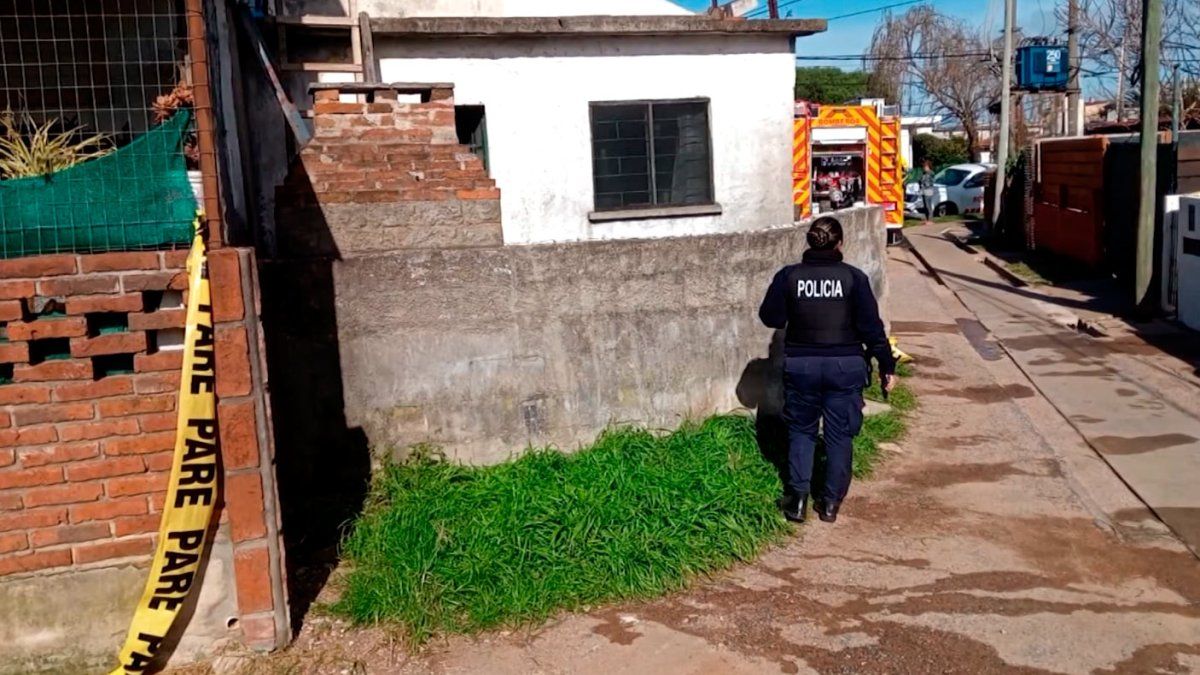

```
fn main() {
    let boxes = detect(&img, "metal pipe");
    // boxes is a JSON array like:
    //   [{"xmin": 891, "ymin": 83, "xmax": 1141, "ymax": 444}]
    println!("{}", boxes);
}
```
[{"xmin": 186, "ymin": 0, "xmax": 222, "ymax": 246}]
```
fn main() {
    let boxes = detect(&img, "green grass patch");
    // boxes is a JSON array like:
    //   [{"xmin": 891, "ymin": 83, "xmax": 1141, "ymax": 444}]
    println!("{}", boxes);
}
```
[
  {"xmin": 855, "ymin": 367, "xmax": 915, "ymax": 478},
  {"xmin": 334, "ymin": 372, "xmax": 918, "ymax": 643},
  {"xmin": 1004, "ymin": 261, "xmax": 1049, "ymax": 285},
  {"xmin": 334, "ymin": 415, "xmax": 790, "ymax": 643},
  {"xmin": 903, "ymin": 213, "xmax": 983, "ymax": 227},
  {"xmin": 978, "ymin": 241, "xmax": 1100, "ymax": 286}
]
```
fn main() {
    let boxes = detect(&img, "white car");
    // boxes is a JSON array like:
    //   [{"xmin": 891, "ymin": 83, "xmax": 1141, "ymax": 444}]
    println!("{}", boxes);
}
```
[{"xmin": 905, "ymin": 163, "xmax": 995, "ymax": 217}]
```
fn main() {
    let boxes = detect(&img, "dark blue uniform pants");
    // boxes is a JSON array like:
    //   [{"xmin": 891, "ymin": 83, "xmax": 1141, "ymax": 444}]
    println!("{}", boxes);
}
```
[{"xmin": 782, "ymin": 355, "xmax": 866, "ymax": 502}]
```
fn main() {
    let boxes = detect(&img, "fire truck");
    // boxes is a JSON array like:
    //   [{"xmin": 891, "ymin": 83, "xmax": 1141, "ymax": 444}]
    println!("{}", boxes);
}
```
[{"xmin": 793, "ymin": 101, "xmax": 905, "ymax": 242}]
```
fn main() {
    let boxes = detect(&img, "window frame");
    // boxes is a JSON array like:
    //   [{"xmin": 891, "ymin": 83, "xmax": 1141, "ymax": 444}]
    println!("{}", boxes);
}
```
[{"xmin": 587, "ymin": 97, "xmax": 717, "ymax": 215}]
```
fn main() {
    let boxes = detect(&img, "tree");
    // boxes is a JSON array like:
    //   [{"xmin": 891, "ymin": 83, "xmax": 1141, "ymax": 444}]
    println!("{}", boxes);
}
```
[
  {"xmin": 911, "ymin": 134, "xmax": 969, "ymax": 170},
  {"xmin": 794, "ymin": 67, "xmax": 870, "ymax": 104},
  {"xmin": 1055, "ymin": 0, "xmax": 1200, "ymax": 120},
  {"xmin": 867, "ymin": 7, "xmax": 999, "ymax": 160}
]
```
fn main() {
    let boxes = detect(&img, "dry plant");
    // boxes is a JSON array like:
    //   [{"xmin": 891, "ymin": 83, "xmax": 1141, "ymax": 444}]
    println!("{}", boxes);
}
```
[
  {"xmin": 152, "ymin": 83, "xmax": 200, "ymax": 167},
  {"xmin": 152, "ymin": 82, "xmax": 195, "ymax": 124},
  {"xmin": 0, "ymin": 109, "xmax": 111, "ymax": 180}
]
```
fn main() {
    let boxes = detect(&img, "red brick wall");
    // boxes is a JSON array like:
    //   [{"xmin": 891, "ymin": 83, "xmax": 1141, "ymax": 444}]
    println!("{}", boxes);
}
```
[
  {"xmin": 275, "ymin": 84, "xmax": 504, "ymax": 256},
  {"xmin": 306, "ymin": 86, "xmax": 499, "ymax": 203},
  {"xmin": 0, "ymin": 248, "xmax": 288, "ymax": 650}
]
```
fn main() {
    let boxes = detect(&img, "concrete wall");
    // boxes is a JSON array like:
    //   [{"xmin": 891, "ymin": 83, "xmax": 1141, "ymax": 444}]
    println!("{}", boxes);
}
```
[
  {"xmin": 376, "ymin": 34, "xmax": 798, "ymax": 244},
  {"xmin": 0, "ymin": 524, "xmax": 238, "ymax": 674},
  {"xmin": 329, "ymin": 205, "xmax": 885, "ymax": 465}
]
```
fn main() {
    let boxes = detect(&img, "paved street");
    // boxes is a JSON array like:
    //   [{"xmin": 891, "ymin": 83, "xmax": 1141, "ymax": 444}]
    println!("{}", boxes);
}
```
[
  {"xmin": 212, "ymin": 244, "xmax": 1200, "ymax": 675},
  {"xmin": 906, "ymin": 223, "xmax": 1200, "ymax": 556}
]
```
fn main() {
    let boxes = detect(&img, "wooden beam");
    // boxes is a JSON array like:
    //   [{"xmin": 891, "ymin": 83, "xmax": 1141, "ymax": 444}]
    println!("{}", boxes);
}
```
[
  {"xmin": 359, "ymin": 12, "xmax": 378, "ymax": 83},
  {"xmin": 308, "ymin": 82, "xmax": 454, "ymax": 94},
  {"xmin": 280, "ymin": 62, "xmax": 363, "ymax": 72},
  {"xmin": 274, "ymin": 15, "xmax": 355, "ymax": 27}
]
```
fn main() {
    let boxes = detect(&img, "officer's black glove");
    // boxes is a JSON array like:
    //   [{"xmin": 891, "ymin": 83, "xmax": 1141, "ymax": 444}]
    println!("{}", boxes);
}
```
[{"xmin": 880, "ymin": 372, "xmax": 892, "ymax": 401}]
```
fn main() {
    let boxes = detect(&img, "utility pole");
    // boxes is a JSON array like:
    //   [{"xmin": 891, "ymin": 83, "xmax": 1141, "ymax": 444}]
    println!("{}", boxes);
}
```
[
  {"xmin": 1135, "ymin": 0, "xmax": 1162, "ymax": 308},
  {"xmin": 1067, "ymin": 0, "xmax": 1082, "ymax": 135},
  {"xmin": 1171, "ymin": 64, "xmax": 1181, "ymax": 192},
  {"xmin": 992, "ymin": 0, "xmax": 1016, "ymax": 232},
  {"xmin": 768, "ymin": 0, "xmax": 779, "ymax": 18}
]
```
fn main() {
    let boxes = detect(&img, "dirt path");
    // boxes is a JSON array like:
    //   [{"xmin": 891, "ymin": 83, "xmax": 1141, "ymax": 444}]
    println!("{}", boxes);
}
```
[{"xmin": 204, "ymin": 247, "xmax": 1200, "ymax": 675}]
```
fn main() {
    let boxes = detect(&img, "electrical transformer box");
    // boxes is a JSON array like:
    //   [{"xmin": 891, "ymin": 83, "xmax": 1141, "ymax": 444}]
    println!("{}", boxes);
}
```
[{"xmin": 1016, "ymin": 44, "xmax": 1069, "ymax": 92}]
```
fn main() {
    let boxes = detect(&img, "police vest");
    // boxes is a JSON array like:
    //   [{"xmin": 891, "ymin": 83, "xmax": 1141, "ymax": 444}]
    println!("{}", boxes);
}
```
[{"xmin": 784, "ymin": 263, "xmax": 858, "ymax": 346}]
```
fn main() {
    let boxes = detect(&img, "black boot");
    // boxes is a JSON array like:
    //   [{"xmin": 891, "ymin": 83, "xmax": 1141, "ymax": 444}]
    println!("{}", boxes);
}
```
[
  {"xmin": 777, "ymin": 493, "xmax": 807, "ymax": 523},
  {"xmin": 816, "ymin": 499, "xmax": 841, "ymax": 523}
]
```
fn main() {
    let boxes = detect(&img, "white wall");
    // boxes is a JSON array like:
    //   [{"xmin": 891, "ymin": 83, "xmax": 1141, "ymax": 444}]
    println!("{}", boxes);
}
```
[
  {"xmin": 378, "ymin": 35, "xmax": 797, "ymax": 244},
  {"xmin": 354, "ymin": 0, "xmax": 692, "ymax": 17}
]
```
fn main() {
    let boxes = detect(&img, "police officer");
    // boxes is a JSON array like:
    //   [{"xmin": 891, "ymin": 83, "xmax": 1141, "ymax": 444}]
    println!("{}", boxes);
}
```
[{"xmin": 758, "ymin": 217, "xmax": 895, "ymax": 523}]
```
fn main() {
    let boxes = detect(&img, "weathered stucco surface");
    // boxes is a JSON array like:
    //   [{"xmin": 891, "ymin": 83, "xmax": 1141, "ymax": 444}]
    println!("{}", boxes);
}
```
[
  {"xmin": 0, "ymin": 524, "xmax": 239, "ymax": 675},
  {"xmin": 330, "ymin": 206, "xmax": 885, "ymax": 464}
]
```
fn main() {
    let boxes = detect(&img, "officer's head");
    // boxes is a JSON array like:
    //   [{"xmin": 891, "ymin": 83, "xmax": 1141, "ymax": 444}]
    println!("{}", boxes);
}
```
[{"xmin": 807, "ymin": 217, "xmax": 844, "ymax": 251}]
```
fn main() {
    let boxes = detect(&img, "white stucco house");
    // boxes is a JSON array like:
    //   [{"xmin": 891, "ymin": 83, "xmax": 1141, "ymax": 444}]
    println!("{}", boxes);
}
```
[{"xmin": 340, "ymin": 0, "xmax": 825, "ymax": 244}]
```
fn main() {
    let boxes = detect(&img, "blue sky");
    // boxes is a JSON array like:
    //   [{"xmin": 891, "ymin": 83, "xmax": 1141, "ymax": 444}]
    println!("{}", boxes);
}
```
[{"xmin": 676, "ymin": 0, "xmax": 1061, "ymax": 69}]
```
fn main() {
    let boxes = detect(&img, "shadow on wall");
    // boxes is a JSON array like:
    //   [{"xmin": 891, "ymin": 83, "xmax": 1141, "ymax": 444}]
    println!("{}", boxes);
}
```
[
  {"xmin": 736, "ymin": 330, "xmax": 832, "ymax": 499},
  {"xmin": 258, "ymin": 172, "xmax": 370, "ymax": 632},
  {"xmin": 736, "ymin": 330, "xmax": 788, "ymax": 491}
]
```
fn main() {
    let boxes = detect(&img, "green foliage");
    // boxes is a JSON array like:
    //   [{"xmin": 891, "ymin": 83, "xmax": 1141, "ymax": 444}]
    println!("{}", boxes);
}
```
[
  {"xmin": 0, "ymin": 110, "xmax": 110, "ymax": 180},
  {"xmin": 911, "ymin": 133, "xmax": 969, "ymax": 172},
  {"xmin": 336, "ymin": 416, "xmax": 790, "ymax": 643},
  {"xmin": 858, "ymin": 371, "xmax": 915, "ymax": 478},
  {"xmin": 795, "ymin": 67, "xmax": 871, "ymax": 104},
  {"xmin": 853, "ymin": 412, "xmax": 906, "ymax": 478}
]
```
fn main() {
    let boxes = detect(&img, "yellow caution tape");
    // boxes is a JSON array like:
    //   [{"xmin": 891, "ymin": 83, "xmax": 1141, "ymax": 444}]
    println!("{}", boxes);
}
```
[
  {"xmin": 109, "ymin": 215, "xmax": 219, "ymax": 674},
  {"xmin": 890, "ymin": 337, "xmax": 913, "ymax": 364}
]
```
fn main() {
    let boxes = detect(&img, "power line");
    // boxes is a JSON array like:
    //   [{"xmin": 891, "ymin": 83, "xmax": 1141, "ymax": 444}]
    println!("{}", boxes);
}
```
[
  {"xmin": 796, "ymin": 51, "xmax": 993, "ymax": 62},
  {"xmin": 745, "ymin": 0, "xmax": 804, "ymax": 19},
  {"xmin": 825, "ymin": 0, "xmax": 925, "ymax": 22}
]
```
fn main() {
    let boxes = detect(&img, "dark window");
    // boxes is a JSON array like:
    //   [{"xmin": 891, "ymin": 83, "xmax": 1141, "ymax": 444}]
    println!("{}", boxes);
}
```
[
  {"xmin": 456, "ymin": 105, "xmax": 489, "ymax": 174},
  {"xmin": 590, "ymin": 100, "xmax": 713, "ymax": 211},
  {"xmin": 963, "ymin": 172, "xmax": 990, "ymax": 189},
  {"xmin": 934, "ymin": 168, "xmax": 971, "ymax": 187}
]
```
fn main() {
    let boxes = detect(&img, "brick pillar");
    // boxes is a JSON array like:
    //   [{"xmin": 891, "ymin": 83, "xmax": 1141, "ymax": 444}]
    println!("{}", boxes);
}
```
[
  {"xmin": 208, "ymin": 246, "xmax": 289, "ymax": 649},
  {"xmin": 0, "ymin": 247, "xmax": 288, "ymax": 658}
]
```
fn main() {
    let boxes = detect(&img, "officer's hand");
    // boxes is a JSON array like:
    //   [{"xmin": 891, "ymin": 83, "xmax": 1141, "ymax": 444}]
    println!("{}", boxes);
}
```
[{"xmin": 882, "ymin": 374, "xmax": 896, "ymax": 395}]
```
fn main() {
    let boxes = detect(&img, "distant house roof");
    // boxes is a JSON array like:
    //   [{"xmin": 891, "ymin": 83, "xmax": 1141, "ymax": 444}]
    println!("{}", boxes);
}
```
[{"xmin": 368, "ymin": 15, "xmax": 826, "ymax": 38}]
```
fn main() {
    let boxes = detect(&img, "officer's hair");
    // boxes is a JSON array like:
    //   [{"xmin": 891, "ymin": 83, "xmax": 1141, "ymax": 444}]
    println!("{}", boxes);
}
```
[{"xmin": 807, "ymin": 217, "xmax": 844, "ymax": 251}]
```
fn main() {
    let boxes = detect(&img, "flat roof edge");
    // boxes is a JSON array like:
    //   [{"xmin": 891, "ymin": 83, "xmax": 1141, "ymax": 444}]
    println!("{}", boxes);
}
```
[{"xmin": 368, "ymin": 15, "xmax": 826, "ymax": 38}]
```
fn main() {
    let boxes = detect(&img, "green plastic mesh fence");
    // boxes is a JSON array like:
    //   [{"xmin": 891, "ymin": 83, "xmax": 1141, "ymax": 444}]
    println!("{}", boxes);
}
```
[{"xmin": 0, "ymin": 110, "xmax": 196, "ymax": 259}]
